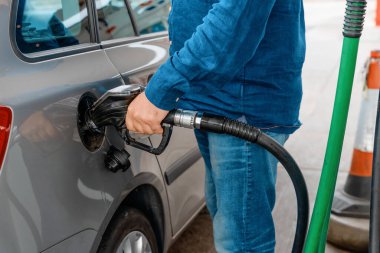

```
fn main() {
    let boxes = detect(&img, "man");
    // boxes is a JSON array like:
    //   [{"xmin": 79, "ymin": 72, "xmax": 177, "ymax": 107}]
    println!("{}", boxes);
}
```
[{"xmin": 126, "ymin": 0, "xmax": 305, "ymax": 252}]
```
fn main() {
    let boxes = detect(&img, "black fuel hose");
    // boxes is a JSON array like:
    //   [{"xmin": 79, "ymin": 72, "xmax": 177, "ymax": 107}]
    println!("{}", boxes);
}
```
[
  {"xmin": 163, "ymin": 110, "xmax": 309, "ymax": 253},
  {"xmin": 256, "ymin": 133, "xmax": 309, "ymax": 253},
  {"xmin": 85, "ymin": 99, "xmax": 309, "ymax": 252}
]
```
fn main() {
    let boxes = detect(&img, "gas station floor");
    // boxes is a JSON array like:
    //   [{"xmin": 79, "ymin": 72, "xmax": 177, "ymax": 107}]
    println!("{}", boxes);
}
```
[{"xmin": 168, "ymin": 0, "xmax": 380, "ymax": 252}]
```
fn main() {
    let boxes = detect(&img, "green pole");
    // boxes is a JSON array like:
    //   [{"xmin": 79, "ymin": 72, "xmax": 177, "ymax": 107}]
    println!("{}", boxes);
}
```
[
  {"xmin": 303, "ymin": 38, "xmax": 359, "ymax": 253},
  {"xmin": 303, "ymin": 0, "xmax": 366, "ymax": 251}
]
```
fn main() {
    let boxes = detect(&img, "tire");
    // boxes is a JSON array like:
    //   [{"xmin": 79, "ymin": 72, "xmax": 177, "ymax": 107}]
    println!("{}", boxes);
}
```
[{"xmin": 97, "ymin": 208, "xmax": 159, "ymax": 253}]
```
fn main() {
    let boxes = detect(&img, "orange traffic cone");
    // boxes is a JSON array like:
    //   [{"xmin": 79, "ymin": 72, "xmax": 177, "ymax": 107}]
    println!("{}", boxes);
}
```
[{"xmin": 332, "ymin": 51, "xmax": 380, "ymax": 217}]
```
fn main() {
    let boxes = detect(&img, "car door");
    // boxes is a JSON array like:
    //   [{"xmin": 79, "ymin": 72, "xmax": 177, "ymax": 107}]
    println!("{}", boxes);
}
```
[
  {"xmin": 98, "ymin": 0, "xmax": 206, "ymax": 236},
  {"xmin": 0, "ymin": 0, "xmax": 127, "ymax": 252}
]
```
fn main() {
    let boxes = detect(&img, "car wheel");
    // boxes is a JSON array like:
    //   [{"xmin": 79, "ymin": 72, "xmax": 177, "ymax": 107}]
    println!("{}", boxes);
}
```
[{"xmin": 97, "ymin": 208, "xmax": 159, "ymax": 253}]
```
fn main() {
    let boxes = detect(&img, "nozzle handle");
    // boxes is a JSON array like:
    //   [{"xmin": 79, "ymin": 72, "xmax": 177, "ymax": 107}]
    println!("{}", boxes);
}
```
[{"xmin": 123, "ymin": 123, "xmax": 173, "ymax": 155}]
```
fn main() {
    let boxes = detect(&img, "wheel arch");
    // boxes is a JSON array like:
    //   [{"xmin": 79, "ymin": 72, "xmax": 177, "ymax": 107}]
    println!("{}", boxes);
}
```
[
  {"xmin": 92, "ymin": 172, "xmax": 168, "ymax": 253},
  {"xmin": 122, "ymin": 184, "xmax": 165, "ymax": 252}
]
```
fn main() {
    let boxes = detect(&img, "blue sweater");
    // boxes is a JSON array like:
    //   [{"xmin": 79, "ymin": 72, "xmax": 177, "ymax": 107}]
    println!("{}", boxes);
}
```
[{"xmin": 145, "ymin": 0, "xmax": 305, "ymax": 134}]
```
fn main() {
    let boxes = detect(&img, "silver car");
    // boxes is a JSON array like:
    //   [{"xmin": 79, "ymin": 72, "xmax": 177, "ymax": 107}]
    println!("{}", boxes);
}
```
[{"xmin": 0, "ymin": 0, "xmax": 205, "ymax": 252}]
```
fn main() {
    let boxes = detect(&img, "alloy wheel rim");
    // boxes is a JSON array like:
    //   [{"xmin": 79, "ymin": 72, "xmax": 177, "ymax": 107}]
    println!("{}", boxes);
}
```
[{"xmin": 116, "ymin": 231, "xmax": 152, "ymax": 253}]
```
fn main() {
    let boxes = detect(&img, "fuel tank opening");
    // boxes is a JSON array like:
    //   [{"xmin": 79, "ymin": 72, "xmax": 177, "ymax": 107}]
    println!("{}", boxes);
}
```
[{"xmin": 77, "ymin": 92, "xmax": 105, "ymax": 152}]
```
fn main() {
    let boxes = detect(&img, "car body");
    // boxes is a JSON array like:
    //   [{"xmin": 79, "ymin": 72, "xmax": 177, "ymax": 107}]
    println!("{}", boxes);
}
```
[{"xmin": 0, "ymin": 0, "xmax": 205, "ymax": 252}]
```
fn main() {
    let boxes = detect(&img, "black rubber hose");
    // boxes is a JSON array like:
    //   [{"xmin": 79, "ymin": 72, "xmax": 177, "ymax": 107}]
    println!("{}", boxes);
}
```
[
  {"xmin": 256, "ymin": 133, "xmax": 309, "ymax": 253},
  {"xmin": 196, "ymin": 115, "xmax": 309, "ymax": 253},
  {"xmin": 88, "ymin": 103, "xmax": 309, "ymax": 252},
  {"xmin": 370, "ymin": 93, "xmax": 380, "ymax": 253}
]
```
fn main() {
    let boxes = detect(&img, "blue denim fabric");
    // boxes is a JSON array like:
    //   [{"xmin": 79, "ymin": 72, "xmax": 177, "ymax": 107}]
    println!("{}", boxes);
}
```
[
  {"xmin": 145, "ymin": 0, "xmax": 305, "ymax": 134},
  {"xmin": 195, "ymin": 129, "xmax": 289, "ymax": 252}
]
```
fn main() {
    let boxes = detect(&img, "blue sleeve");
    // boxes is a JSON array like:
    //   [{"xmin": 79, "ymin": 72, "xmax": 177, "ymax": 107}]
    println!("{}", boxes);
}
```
[{"xmin": 145, "ymin": 0, "xmax": 277, "ymax": 110}]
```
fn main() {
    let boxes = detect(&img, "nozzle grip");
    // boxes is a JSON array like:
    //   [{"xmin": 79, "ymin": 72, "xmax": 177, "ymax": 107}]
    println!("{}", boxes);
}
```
[{"xmin": 123, "ymin": 124, "xmax": 173, "ymax": 155}]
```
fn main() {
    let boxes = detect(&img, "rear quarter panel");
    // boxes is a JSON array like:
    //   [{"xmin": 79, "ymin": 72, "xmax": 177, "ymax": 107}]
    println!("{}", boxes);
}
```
[{"xmin": 0, "ymin": 1, "xmax": 145, "ymax": 251}]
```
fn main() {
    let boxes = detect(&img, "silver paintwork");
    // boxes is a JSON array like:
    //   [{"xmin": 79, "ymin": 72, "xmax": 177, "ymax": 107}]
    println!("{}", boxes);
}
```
[
  {"xmin": 0, "ymin": 1, "xmax": 205, "ymax": 252},
  {"xmin": 103, "ymin": 38, "xmax": 206, "ymax": 236}
]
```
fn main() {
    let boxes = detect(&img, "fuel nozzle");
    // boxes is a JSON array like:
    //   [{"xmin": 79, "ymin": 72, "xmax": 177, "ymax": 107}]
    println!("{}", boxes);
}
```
[
  {"xmin": 77, "ymin": 84, "xmax": 174, "ymax": 156},
  {"xmin": 77, "ymin": 85, "xmax": 144, "ymax": 152},
  {"xmin": 89, "ymin": 85, "xmax": 145, "ymax": 130}
]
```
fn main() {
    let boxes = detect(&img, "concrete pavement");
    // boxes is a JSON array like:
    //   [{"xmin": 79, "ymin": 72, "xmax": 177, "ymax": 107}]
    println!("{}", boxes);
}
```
[{"xmin": 169, "ymin": 0, "xmax": 380, "ymax": 252}]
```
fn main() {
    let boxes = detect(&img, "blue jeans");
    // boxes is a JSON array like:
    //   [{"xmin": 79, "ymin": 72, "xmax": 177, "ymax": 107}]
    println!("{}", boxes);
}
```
[{"xmin": 195, "ymin": 129, "xmax": 289, "ymax": 253}]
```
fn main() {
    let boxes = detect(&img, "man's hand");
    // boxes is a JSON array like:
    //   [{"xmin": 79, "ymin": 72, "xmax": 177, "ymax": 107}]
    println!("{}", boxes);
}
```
[{"xmin": 126, "ymin": 92, "xmax": 169, "ymax": 134}]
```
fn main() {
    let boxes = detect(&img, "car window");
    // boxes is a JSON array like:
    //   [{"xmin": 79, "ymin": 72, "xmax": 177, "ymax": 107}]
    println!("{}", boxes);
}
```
[
  {"xmin": 128, "ymin": 0, "xmax": 170, "ymax": 35},
  {"xmin": 95, "ymin": 0, "xmax": 135, "ymax": 41},
  {"xmin": 15, "ymin": 0, "xmax": 91, "ymax": 54}
]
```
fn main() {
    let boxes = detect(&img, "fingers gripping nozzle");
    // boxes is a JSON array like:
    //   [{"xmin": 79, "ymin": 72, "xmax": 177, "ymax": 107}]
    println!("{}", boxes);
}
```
[{"xmin": 77, "ymin": 84, "xmax": 173, "ymax": 158}]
